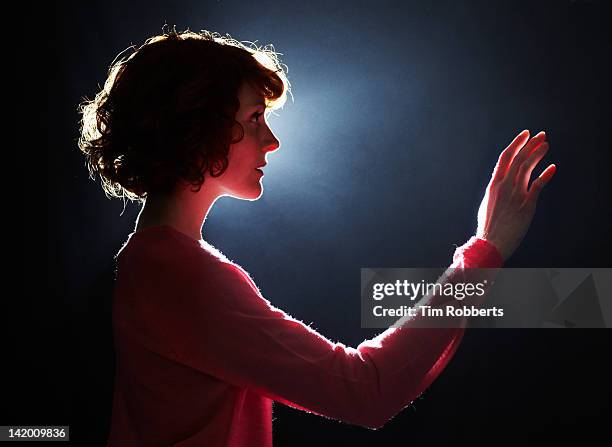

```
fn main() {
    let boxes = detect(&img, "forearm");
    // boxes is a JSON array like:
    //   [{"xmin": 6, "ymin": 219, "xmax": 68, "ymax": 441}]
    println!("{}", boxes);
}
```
[{"xmin": 354, "ymin": 236, "xmax": 503, "ymax": 428}]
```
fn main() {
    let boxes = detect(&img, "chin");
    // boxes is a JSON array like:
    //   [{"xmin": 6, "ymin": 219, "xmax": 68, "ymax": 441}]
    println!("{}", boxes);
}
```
[
  {"xmin": 231, "ymin": 183, "xmax": 264, "ymax": 201},
  {"xmin": 244, "ymin": 190, "xmax": 263, "ymax": 201}
]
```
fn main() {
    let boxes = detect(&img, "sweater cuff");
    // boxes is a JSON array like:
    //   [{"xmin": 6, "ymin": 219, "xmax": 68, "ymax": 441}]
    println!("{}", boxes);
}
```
[{"xmin": 452, "ymin": 236, "xmax": 504, "ymax": 268}]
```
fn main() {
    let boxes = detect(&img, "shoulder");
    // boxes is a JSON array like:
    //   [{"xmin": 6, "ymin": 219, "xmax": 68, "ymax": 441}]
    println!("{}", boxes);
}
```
[
  {"xmin": 116, "ymin": 225, "xmax": 261, "ymax": 295},
  {"xmin": 115, "ymin": 226, "xmax": 217, "ymax": 282}
]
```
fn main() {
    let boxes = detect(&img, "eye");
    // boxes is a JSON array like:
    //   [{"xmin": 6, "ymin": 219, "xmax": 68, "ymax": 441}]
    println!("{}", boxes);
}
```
[{"xmin": 250, "ymin": 111, "xmax": 264, "ymax": 124}]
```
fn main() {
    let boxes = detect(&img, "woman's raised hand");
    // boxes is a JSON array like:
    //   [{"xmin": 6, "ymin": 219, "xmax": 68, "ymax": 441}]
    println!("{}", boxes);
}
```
[{"xmin": 476, "ymin": 129, "xmax": 556, "ymax": 261}]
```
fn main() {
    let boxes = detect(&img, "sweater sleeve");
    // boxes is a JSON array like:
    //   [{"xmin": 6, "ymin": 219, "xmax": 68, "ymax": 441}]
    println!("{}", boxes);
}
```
[{"xmin": 120, "ymin": 236, "xmax": 502, "ymax": 430}]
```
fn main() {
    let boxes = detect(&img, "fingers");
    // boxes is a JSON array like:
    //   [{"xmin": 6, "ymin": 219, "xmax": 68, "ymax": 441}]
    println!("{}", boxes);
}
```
[
  {"xmin": 525, "ymin": 164, "xmax": 556, "ymax": 208},
  {"xmin": 506, "ymin": 131, "xmax": 547, "ymax": 184},
  {"xmin": 517, "ymin": 141, "xmax": 550, "ymax": 192},
  {"xmin": 491, "ymin": 129, "xmax": 530, "ymax": 184}
]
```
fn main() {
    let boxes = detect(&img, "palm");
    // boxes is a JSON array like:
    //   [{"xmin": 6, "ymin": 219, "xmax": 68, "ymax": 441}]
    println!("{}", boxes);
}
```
[{"xmin": 476, "ymin": 130, "xmax": 556, "ymax": 261}]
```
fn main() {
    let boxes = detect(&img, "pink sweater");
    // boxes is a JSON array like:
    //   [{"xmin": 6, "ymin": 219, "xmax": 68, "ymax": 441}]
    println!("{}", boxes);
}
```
[{"xmin": 108, "ymin": 225, "xmax": 503, "ymax": 446}]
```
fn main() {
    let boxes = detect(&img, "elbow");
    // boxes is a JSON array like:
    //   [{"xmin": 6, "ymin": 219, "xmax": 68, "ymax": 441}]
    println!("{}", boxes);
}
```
[
  {"xmin": 357, "ymin": 413, "xmax": 389, "ymax": 431},
  {"xmin": 355, "ymin": 388, "xmax": 412, "ymax": 430},
  {"xmin": 362, "ymin": 419, "xmax": 386, "ymax": 431},
  {"xmin": 349, "ymin": 364, "xmax": 398, "ymax": 430},
  {"xmin": 352, "ymin": 405, "xmax": 394, "ymax": 430}
]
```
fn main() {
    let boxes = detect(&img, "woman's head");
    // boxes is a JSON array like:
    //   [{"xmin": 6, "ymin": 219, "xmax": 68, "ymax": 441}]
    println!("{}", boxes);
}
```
[
  {"xmin": 207, "ymin": 80, "xmax": 280, "ymax": 201},
  {"xmin": 78, "ymin": 27, "xmax": 290, "ymax": 203}
]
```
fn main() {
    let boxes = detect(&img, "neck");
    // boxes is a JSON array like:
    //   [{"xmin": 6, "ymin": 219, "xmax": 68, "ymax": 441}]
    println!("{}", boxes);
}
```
[{"xmin": 134, "ymin": 183, "xmax": 222, "ymax": 242}]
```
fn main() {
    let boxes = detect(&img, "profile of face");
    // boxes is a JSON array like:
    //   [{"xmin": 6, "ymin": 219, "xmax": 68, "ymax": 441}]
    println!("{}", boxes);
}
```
[{"xmin": 208, "ymin": 81, "xmax": 281, "ymax": 200}]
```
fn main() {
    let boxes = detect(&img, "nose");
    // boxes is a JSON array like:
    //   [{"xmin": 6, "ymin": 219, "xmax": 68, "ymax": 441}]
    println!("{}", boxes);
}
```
[{"xmin": 262, "ymin": 125, "xmax": 281, "ymax": 154}]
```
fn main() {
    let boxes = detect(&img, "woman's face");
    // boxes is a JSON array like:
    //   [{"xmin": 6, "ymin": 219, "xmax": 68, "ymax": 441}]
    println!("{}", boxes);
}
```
[{"xmin": 213, "ymin": 81, "xmax": 280, "ymax": 200}]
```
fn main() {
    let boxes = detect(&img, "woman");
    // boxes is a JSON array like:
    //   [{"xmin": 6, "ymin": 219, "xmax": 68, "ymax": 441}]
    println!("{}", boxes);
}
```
[{"xmin": 78, "ymin": 28, "xmax": 555, "ymax": 446}]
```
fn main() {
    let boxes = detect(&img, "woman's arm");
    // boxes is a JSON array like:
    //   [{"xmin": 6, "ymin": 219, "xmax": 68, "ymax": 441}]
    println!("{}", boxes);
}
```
[{"xmin": 116, "ymin": 236, "xmax": 501, "ymax": 430}]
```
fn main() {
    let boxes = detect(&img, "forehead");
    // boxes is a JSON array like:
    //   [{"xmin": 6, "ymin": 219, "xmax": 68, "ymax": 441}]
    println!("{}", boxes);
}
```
[{"xmin": 237, "ymin": 81, "xmax": 265, "ymax": 108}]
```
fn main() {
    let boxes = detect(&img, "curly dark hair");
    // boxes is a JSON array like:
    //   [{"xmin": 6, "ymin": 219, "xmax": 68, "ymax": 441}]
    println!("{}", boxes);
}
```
[{"xmin": 78, "ymin": 26, "xmax": 290, "ymax": 202}]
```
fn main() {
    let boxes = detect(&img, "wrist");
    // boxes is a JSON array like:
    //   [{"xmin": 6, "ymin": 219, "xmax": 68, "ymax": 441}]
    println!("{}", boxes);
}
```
[
  {"xmin": 453, "ymin": 236, "xmax": 505, "ymax": 268},
  {"xmin": 477, "ymin": 237, "xmax": 506, "ymax": 263}
]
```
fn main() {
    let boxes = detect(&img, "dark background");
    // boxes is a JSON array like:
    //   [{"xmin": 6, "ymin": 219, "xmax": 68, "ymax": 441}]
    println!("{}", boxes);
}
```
[{"xmin": 35, "ymin": 0, "xmax": 612, "ymax": 445}]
